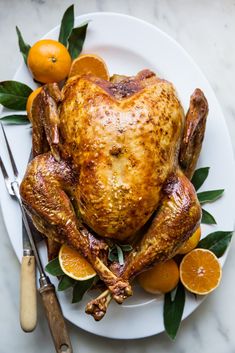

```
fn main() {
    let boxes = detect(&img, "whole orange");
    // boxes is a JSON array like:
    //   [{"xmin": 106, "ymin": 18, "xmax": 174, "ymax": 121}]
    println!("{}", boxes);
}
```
[
  {"xmin": 26, "ymin": 86, "xmax": 42, "ymax": 121},
  {"xmin": 138, "ymin": 259, "xmax": 179, "ymax": 294},
  {"xmin": 27, "ymin": 39, "xmax": 71, "ymax": 83}
]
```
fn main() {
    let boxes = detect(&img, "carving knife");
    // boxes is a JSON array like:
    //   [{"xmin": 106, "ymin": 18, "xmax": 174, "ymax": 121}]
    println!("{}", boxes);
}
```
[{"xmin": 20, "ymin": 220, "xmax": 37, "ymax": 332}]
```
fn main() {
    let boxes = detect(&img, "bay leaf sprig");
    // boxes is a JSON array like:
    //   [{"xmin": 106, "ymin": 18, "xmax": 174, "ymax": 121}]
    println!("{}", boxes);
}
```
[
  {"xmin": 58, "ymin": 4, "xmax": 89, "ymax": 60},
  {"xmin": 108, "ymin": 243, "xmax": 133, "ymax": 265},
  {"xmin": 164, "ymin": 283, "xmax": 185, "ymax": 340},
  {"xmin": 58, "ymin": 4, "xmax": 75, "ymax": 47},
  {"xmin": 16, "ymin": 26, "xmax": 31, "ymax": 65},
  {"xmin": 0, "ymin": 80, "xmax": 32, "ymax": 110},
  {"xmin": 45, "ymin": 256, "xmax": 96, "ymax": 303},
  {"xmin": 15, "ymin": 5, "xmax": 89, "ymax": 71},
  {"xmin": 191, "ymin": 167, "xmax": 224, "ymax": 225},
  {"xmin": 0, "ymin": 114, "xmax": 29, "ymax": 125}
]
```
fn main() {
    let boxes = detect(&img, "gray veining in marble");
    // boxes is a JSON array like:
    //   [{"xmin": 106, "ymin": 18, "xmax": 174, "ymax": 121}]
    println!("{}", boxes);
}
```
[{"xmin": 0, "ymin": 1, "xmax": 235, "ymax": 352}]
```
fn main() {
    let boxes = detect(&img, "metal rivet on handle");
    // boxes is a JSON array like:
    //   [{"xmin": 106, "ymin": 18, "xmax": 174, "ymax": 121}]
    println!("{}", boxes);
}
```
[{"xmin": 60, "ymin": 344, "xmax": 70, "ymax": 353}]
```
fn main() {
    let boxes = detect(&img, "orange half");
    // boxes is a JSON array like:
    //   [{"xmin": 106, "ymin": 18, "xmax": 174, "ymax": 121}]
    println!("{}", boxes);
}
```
[
  {"xmin": 59, "ymin": 244, "xmax": 96, "ymax": 281},
  {"xmin": 180, "ymin": 248, "xmax": 222, "ymax": 295},
  {"xmin": 69, "ymin": 54, "xmax": 109, "ymax": 80}
]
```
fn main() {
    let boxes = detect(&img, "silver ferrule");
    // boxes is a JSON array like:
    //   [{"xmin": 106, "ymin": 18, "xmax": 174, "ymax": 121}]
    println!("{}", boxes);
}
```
[
  {"xmin": 39, "ymin": 275, "xmax": 51, "ymax": 288},
  {"xmin": 23, "ymin": 249, "xmax": 34, "ymax": 256}
]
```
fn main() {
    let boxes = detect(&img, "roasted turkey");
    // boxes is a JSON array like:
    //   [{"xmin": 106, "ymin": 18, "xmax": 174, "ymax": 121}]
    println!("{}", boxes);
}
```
[{"xmin": 20, "ymin": 69, "xmax": 208, "ymax": 320}]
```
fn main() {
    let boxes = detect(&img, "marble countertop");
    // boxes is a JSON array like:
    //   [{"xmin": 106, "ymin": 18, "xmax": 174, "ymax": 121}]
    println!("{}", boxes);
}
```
[{"xmin": 0, "ymin": 0, "xmax": 235, "ymax": 352}]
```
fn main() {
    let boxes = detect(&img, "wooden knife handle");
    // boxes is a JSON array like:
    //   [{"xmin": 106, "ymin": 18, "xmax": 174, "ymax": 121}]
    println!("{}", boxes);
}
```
[
  {"xmin": 20, "ymin": 255, "xmax": 37, "ymax": 332},
  {"xmin": 39, "ymin": 283, "xmax": 73, "ymax": 353}
]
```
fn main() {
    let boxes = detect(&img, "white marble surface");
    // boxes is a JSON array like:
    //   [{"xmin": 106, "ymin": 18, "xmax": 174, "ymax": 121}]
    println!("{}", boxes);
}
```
[{"xmin": 0, "ymin": 0, "xmax": 235, "ymax": 352}]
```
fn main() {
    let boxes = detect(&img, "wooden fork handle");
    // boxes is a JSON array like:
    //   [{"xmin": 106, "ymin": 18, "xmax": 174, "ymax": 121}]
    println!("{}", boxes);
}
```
[
  {"xmin": 20, "ymin": 255, "xmax": 37, "ymax": 332},
  {"xmin": 39, "ymin": 283, "xmax": 73, "ymax": 353}
]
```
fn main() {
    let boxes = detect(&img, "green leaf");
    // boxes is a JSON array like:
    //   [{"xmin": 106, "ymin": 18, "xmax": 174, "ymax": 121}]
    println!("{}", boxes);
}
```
[
  {"xmin": 191, "ymin": 167, "xmax": 209, "ymax": 191},
  {"xmin": 120, "ymin": 244, "xmax": 133, "ymax": 252},
  {"xmin": 116, "ymin": 245, "xmax": 124, "ymax": 265},
  {"xmin": 45, "ymin": 257, "xmax": 64, "ymax": 276},
  {"xmin": 108, "ymin": 246, "xmax": 119, "ymax": 262},
  {"xmin": 58, "ymin": 5, "xmax": 74, "ymax": 47},
  {"xmin": 58, "ymin": 275, "xmax": 75, "ymax": 291},
  {"xmin": 197, "ymin": 189, "xmax": 224, "ymax": 204},
  {"xmin": 201, "ymin": 208, "xmax": 217, "ymax": 225},
  {"xmin": 16, "ymin": 26, "xmax": 31, "ymax": 65},
  {"xmin": 198, "ymin": 231, "xmax": 233, "ymax": 258},
  {"xmin": 164, "ymin": 283, "xmax": 185, "ymax": 340},
  {"xmin": 68, "ymin": 22, "xmax": 89, "ymax": 59},
  {"xmin": 0, "ymin": 114, "xmax": 29, "ymax": 124},
  {"xmin": 72, "ymin": 277, "xmax": 95, "ymax": 303},
  {"xmin": 0, "ymin": 81, "xmax": 32, "ymax": 110}
]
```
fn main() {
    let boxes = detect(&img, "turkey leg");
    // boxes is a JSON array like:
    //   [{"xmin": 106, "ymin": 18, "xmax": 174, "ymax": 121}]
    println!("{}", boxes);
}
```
[
  {"xmin": 86, "ymin": 170, "xmax": 201, "ymax": 320},
  {"xmin": 20, "ymin": 152, "xmax": 132, "ymax": 302}
]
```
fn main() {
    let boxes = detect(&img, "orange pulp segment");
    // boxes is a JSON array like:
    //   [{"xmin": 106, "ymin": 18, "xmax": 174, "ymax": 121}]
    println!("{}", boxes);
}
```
[{"xmin": 59, "ymin": 244, "xmax": 96, "ymax": 281}]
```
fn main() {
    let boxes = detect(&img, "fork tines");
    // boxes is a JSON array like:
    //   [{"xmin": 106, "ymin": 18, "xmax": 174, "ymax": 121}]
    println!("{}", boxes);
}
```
[{"xmin": 1, "ymin": 123, "xmax": 19, "ymax": 177}]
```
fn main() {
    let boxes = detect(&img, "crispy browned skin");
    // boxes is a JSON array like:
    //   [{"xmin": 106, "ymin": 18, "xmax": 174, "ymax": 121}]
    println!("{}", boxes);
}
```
[
  {"xmin": 20, "ymin": 70, "xmax": 208, "ymax": 318},
  {"xmin": 59, "ymin": 71, "xmax": 184, "ymax": 240}
]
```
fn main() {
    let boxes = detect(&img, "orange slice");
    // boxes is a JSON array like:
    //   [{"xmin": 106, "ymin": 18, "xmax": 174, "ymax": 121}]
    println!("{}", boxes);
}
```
[
  {"xmin": 180, "ymin": 249, "xmax": 222, "ymax": 295},
  {"xmin": 138, "ymin": 259, "xmax": 179, "ymax": 294},
  {"xmin": 69, "ymin": 54, "xmax": 109, "ymax": 80},
  {"xmin": 178, "ymin": 227, "xmax": 201, "ymax": 255},
  {"xmin": 59, "ymin": 244, "xmax": 96, "ymax": 281}
]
